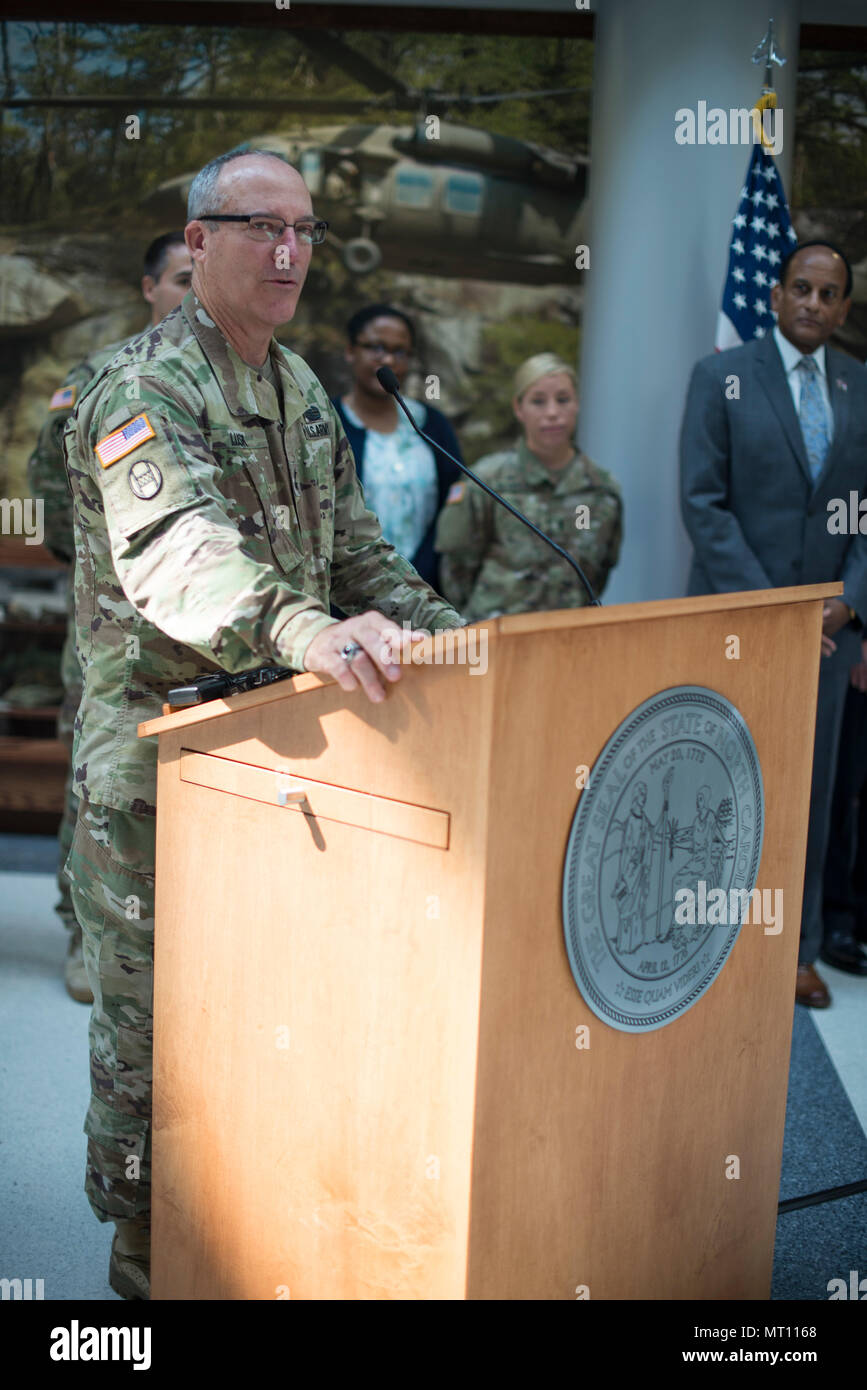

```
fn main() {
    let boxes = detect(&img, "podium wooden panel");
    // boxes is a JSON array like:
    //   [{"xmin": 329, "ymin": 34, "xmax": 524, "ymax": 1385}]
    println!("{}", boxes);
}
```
[{"xmin": 140, "ymin": 585, "xmax": 835, "ymax": 1300}]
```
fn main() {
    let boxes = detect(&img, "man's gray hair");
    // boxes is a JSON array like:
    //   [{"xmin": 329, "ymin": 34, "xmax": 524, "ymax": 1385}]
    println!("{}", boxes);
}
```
[{"xmin": 187, "ymin": 147, "xmax": 290, "ymax": 222}]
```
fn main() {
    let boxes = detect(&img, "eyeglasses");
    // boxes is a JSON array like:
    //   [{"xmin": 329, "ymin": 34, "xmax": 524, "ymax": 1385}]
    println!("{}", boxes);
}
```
[
  {"xmin": 354, "ymin": 340, "xmax": 411, "ymax": 363},
  {"xmin": 201, "ymin": 213, "xmax": 328, "ymax": 245}
]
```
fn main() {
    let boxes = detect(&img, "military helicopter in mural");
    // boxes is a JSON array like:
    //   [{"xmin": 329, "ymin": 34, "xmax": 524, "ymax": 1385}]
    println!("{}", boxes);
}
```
[
  {"xmin": 143, "ymin": 118, "xmax": 589, "ymax": 284},
  {"xmin": 138, "ymin": 32, "xmax": 591, "ymax": 284}
]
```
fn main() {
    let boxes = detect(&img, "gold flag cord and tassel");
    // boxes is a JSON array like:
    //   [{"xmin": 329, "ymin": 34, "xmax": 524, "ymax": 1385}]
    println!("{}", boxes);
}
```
[{"xmin": 753, "ymin": 90, "xmax": 778, "ymax": 152}]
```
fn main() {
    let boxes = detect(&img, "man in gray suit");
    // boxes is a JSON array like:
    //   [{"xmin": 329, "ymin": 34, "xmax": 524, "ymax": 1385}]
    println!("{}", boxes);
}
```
[{"xmin": 680, "ymin": 241, "xmax": 867, "ymax": 1008}]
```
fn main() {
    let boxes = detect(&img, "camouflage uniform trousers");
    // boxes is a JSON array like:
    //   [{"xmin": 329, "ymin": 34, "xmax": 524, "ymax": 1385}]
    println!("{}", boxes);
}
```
[
  {"xmin": 55, "ymin": 624, "xmax": 81, "ymax": 934},
  {"xmin": 64, "ymin": 802, "xmax": 156, "ymax": 1223}
]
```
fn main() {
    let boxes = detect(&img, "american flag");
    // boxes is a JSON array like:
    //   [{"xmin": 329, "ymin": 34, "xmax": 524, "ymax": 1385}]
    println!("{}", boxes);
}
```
[
  {"xmin": 95, "ymin": 413, "xmax": 154, "ymax": 469},
  {"xmin": 715, "ymin": 142, "xmax": 798, "ymax": 350},
  {"xmin": 49, "ymin": 385, "xmax": 76, "ymax": 411}
]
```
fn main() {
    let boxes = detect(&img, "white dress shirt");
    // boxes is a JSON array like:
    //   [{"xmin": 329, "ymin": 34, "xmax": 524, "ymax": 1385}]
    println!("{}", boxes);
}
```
[{"xmin": 340, "ymin": 396, "xmax": 439, "ymax": 562}]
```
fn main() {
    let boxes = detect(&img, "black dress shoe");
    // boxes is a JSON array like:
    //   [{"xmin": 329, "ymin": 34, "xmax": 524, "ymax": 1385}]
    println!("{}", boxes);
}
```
[{"xmin": 819, "ymin": 932, "xmax": 867, "ymax": 976}]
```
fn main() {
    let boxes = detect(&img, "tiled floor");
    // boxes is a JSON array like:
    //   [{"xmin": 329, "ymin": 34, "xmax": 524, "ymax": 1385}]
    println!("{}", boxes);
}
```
[
  {"xmin": 0, "ymin": 861, "xmax": 119, "ymax": 1299},
  {"xmin": 811, "ymin": 965, "xmax": 867, "ymax": 1131}
]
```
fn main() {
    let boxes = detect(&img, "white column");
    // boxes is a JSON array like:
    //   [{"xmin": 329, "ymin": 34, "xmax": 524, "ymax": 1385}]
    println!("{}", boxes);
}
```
[{"xmin": 579, "ymin": 0, "xmax": 800, "ymax": 603}]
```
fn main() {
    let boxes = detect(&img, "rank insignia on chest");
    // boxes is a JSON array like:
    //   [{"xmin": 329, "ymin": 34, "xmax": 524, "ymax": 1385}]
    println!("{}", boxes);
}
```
[
  {"xmin": 229, "ymin": 431, "xmax": 247, "ymax": 446},
  {"xmin": 301, "ymin": 405, "xmax": 329, "ymax": 440}
]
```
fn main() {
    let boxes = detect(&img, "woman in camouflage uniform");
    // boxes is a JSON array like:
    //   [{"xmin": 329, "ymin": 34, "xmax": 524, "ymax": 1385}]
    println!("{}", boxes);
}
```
[{"xmin": 434, "ymin": 353, "xmax": 623, "ymax": 619}]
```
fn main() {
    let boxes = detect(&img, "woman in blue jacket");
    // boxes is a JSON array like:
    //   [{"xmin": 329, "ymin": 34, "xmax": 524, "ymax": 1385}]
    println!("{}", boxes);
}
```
[{"xmin": 332, "ymin": 303, "xmax": 464, "ymax": 592}]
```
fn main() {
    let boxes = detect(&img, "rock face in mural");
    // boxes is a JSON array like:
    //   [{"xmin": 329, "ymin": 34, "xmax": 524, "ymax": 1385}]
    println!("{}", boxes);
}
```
[{"xmin": 0, "ymin": 235, "xmax": 149, "ymax": 502}]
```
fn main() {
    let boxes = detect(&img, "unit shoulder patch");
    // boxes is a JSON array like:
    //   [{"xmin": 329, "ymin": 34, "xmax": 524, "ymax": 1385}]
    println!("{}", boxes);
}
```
[{"xmin": 128, "ymin": 459, "xmax": 163, "ymax": 500}]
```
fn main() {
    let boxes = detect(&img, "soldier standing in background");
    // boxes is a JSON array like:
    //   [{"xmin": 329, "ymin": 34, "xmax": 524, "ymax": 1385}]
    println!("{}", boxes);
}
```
[
  {"xmin": 62, "ymin": 148, "xmax": 462, "ymax": 1299},
  {"xmin": 434, "ymin": 353, "xmax": 623, "ymax": 618},
  {"xmin": 26, "ymin": 231, "xmax": 192, "ymax": 1003}
]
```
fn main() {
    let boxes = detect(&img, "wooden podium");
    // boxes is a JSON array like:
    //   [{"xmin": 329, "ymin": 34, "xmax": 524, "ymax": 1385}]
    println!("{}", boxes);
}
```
[{"xmin": 140, "ymin": 584, "xmax": 834, "ymax": 1300}]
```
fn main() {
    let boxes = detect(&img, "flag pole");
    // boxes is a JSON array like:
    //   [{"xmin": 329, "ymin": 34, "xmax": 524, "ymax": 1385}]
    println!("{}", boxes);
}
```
[{"xmin": 751, "ymin": 18, "xmax": 786, "ymax": 151}]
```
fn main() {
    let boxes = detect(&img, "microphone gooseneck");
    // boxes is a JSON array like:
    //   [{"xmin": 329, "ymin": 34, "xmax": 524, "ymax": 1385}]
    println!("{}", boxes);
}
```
[{"xmin": 375, "ymin": 365, "xmax": 600, "ymax": 607}]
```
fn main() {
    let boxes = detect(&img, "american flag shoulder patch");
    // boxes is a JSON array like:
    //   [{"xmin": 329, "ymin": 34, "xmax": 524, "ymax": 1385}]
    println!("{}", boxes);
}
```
[
  {"xmin": 48, "ymin": 385, "xmax": 77, "ymax": 411},
  {"xmin": 95, "ymin": 413, "xmax": 156, "ymax": 469},
  {"xmin": 446, "ymin": 482, "xmax": 465, "ymax": 504}
]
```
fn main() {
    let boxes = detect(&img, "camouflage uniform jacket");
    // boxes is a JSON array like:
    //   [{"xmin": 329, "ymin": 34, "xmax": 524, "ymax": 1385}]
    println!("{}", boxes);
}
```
[
  {"xmin": 434, "ymin": 439, "xmax": 623, "ymax": 620},
  {"xmin": 28, "ymin": 337, "xmax": 134, "ymax": 563},
  {"xmin": 64, "ymin": 292, "xmax": 461, "ymax": 815},
  {"xmin": 28, "ymin": 337, "xmax": 135, "ymax": 702}
]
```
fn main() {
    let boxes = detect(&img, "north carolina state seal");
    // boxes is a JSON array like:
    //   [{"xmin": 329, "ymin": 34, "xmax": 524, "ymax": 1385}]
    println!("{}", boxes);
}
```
[{"xmin": 562, "ymin": 686, "xmax": 764, "ymax": 1032}]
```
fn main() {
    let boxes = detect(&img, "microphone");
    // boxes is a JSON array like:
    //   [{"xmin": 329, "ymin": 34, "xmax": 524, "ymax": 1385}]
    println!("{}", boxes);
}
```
[{"xmin": 375, "ymin": 365, "xmax": 600, "ymax": 607}]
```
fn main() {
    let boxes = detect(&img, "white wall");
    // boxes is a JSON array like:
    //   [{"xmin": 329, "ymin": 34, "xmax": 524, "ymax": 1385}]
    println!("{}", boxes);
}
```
[{"xmin": 580, "ymin": 0, "xmax": 800, "ymax": 603}]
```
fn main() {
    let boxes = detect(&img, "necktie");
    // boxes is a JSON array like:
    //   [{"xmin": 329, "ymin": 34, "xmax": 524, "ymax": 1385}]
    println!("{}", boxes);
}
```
[{"xmin": 798, "ymin": 357, "xmax": 829, "ymax": 481}]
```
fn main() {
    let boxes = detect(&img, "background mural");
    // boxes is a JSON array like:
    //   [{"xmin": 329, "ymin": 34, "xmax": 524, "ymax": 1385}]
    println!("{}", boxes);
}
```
[{"xmin": 0, "ymin": 21, "xmax": 594, "ymax": 503}]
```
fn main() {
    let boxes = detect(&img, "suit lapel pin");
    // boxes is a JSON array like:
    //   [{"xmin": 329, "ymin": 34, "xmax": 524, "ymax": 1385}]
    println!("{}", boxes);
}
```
[{"xmin": 835, "ymin": 378, "xmax": 848, "ymax": 392}]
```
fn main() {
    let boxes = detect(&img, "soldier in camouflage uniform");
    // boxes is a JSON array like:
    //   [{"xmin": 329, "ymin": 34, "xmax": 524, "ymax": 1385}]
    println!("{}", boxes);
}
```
[
  {"xmin": 62, "ymin": 149, "xmax": 462, "ymax": 1299},
  {"xmin": 26, "ymin": 231, "xmax": 192, "ymax": 1004},
  {"xmin": 435, "ymin": 353, "xmax": 623, "ymax": 618}
]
